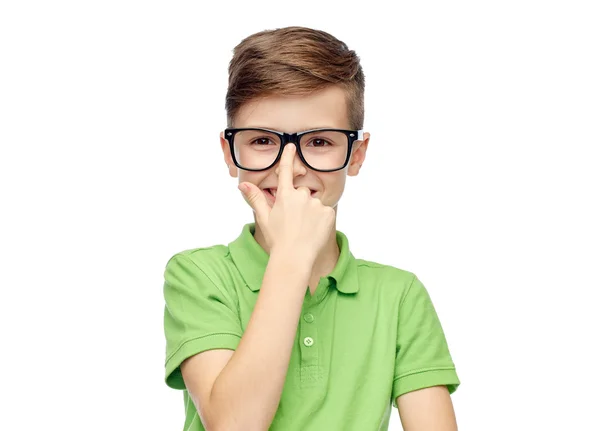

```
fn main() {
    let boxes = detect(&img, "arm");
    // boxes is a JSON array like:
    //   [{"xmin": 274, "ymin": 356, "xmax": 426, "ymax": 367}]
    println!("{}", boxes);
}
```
[
  {"xmin": 391, "ymin": 275, "xmax": 460, "ymax": 427},
  {"xmin": 397, "ymin": 385, "xmax": 458, "ymax": 431},
  {"xmin": 181, "ymin": 250, "xmax": 312, "ymax": 431}
]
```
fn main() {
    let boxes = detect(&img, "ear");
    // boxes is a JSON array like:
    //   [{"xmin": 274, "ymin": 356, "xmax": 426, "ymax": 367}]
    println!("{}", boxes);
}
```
[
  {"xmin": 347, "ymin": 132, "xmax": 370, "ymax": 177},
  {"xmin": 220, "ymin": 131, "xmax": 238, "ymax": 178}
]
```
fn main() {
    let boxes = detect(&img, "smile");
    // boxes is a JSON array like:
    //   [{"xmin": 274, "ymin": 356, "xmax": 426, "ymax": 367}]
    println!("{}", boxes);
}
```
[{"xmin": 263, "ymin": 188, "xmax": 317, "ymax": 200}]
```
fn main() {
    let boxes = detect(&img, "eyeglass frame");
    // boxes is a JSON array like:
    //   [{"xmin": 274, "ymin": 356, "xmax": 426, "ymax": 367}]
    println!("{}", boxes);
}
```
[{"xmin": 223, "ymin": 127, "xmax": 364, "ymax": 172}]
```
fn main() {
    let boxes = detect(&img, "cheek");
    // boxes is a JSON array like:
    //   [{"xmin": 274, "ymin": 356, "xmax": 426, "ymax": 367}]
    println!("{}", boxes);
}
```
[
  {"xmin": 239, "ymin": 171, "xmax": 270, "ymax": 187},
  {"xmin": 320, "ymin": 174, "xmax": 347, "ymax": 196}
]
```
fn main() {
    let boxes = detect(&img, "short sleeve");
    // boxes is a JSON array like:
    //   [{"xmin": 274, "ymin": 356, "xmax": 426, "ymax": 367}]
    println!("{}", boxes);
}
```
[
  {"xmin": 163, "ymin": 253, "xmax": 243, "ymax": 390},
  {"xmin": 391, "ymin": 275, "xmax": 460, "ymax": 407}
]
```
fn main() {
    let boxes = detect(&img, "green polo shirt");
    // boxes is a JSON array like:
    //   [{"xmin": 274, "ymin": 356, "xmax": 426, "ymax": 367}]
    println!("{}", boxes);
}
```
[{"xmin": 163, "ymin": 222, "xmax": 460, "ymax": 430}]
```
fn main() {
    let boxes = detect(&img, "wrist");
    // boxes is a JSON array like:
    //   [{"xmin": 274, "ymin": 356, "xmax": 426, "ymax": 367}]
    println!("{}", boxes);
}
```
[{"xmin": 269, "ymin": 246, "xmax": 316, "ymax": 269}]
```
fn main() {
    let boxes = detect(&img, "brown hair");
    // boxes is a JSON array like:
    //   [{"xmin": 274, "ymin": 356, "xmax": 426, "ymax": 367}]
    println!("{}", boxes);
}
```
[{"xmin": 225, "ymin": 26, "xmax": 365, "ymax": 130}]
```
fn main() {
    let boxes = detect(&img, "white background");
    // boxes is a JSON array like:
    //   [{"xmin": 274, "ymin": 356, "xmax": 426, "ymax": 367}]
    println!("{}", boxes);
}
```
[{"xmin": 1, "ymin": 1, "xmax": 599, "ymax": 430}]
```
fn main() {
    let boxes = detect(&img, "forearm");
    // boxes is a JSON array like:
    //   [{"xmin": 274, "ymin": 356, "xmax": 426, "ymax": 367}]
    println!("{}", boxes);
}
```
[{"xmin": 208, "ymin": 250, "xmax": 313, "ymax": 431}]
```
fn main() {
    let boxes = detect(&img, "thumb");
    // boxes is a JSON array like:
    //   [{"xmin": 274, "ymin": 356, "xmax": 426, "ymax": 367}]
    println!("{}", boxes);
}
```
[{"xmin": 238, "ymin": 182, "xmax": 270, "ymax": 219}]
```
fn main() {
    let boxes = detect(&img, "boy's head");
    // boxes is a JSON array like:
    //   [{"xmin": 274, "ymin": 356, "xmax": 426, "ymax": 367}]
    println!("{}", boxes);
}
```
[{"xmin": 220, "ymin": 26, "xmax": 370, "ymax": 212}]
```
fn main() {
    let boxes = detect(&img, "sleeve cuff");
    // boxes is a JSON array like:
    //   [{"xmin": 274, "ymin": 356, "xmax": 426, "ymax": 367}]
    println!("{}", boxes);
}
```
[
  {"xmin": 165, "ymin": 333, "xmax": 241, "ymax": 390},
  {"xmin": 392, "ymin": 368, "xmax": 460, "ymax": 408}
]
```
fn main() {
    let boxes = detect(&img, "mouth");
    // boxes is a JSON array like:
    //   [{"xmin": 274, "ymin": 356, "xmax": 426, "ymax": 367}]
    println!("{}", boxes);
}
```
[{"xmin": 263, "ymin": 187, "xmax": 318, "ymax": 202}]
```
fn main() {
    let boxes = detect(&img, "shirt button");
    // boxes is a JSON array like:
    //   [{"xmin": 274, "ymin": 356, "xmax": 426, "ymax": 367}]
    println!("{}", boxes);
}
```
[
  {"xmin": 303, "ymin": 337, "xmax": 314, "ymax": 347},
  {"xmin": 303, "ymin": 313, "xmax": 314, "ymax": 323}
]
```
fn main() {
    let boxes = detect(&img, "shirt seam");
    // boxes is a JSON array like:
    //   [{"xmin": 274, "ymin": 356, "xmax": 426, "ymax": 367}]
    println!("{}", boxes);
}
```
[
  {"xmin": 398, "ymin": 273, "xmax": 417, "ymax": 310},
  {"xmin": 173, "ymin": 253, "xmax": 240, "ymax": 316},
  {"xmin": 392, "ymin": 366, "xmax": 457, "ymax": 382},
  {"xmin": 165, "ymin": 332, "xmax": 241, "ymax": 366}
]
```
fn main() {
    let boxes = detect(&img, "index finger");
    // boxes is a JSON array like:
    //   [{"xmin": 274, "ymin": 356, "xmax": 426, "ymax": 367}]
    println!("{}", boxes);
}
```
[{"xmin": 277, "ymin": 143, "xmax": 296, "ymax": 191}]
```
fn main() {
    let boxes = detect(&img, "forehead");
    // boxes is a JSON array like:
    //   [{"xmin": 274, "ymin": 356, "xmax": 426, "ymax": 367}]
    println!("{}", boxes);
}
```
[{"xmin": 235, "ymin": 85, "xmax": 349, "ymax": 132}]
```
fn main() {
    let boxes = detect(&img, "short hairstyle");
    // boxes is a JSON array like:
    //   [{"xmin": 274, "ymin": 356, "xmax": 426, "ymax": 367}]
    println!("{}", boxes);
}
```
[{"xmin": 225, "ymin": 26, "xmax": 365, "ymax": 130}]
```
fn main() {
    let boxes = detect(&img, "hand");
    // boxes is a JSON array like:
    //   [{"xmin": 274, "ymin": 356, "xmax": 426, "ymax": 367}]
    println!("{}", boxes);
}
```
[{"xmin": 238, "ymin": 143, "xmax": 335, "ymax": 262}]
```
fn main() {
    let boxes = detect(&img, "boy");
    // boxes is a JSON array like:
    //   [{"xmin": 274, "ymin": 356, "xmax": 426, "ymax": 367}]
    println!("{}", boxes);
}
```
[{"xmin": 163, "ymin": 26, "xmax": 460, "ymax": 430}]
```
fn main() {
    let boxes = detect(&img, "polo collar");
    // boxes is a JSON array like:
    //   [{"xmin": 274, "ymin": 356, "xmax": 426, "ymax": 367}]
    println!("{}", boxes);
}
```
[{"xmin": 228, "ymin": 223, "xmax": 359, "ymax": 294}]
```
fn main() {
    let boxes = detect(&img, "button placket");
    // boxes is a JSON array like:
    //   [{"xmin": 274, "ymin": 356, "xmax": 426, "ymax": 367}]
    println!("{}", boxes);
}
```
[
  {"xmin": 299, "ymin": 308, "xmax": 318, "ymax": 358},
  {"xmin": 298, "ymin": 308, "xmax": 320, "ymax": 387},
  {"xmin": 297, "ymin": 277, "xmax": 331, "ymax": 387}
]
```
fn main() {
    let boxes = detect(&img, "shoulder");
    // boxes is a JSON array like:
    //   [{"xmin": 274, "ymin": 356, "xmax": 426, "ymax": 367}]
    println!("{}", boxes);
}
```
[
  {"xmin": 162, "ymin": 244, "xmax": 240, "ymax": 306},
  {"xmin": 355, "ymin": 257, "xmax": 416, "ymax": 284},
  {"xmin": 163, "ymin": 244, "xmax": 236, "ymax": 292},
  {"xmin": 164, "ymin": 244, "xmax": 230, "ymax": 272},
  {"xmin": 354, "ymin": 257, "xmax": 418, "ymax": 297},
  {"xmin": 356, "ymin": 257, "xmax": 415, "ymax": 279}
]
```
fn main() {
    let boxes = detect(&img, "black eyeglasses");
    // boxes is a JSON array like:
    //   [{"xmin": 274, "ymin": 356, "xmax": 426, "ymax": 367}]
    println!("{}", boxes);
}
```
[{"xmin": 224, "ymin": 127, "xmax": 364, "ymax": 172}]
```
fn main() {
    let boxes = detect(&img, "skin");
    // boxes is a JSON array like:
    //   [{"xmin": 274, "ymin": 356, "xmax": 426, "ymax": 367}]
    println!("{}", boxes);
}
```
[{"xmin": 219, "ymin": 84, "xmax": 458, "ymax": 429}]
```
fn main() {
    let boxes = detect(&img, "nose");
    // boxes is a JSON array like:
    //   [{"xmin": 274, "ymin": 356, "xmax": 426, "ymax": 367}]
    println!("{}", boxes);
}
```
[{"xmin": 276, "ymin": 143, "xmax": 307, "ymax": 177}]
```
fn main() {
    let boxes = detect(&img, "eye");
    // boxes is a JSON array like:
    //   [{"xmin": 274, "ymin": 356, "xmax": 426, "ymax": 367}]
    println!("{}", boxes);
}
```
[
  {"xmin": 250, "ymin": 137, "xmax": 276, "ymax": 146},
  {"xmin": 307, "ymin": 138, "xmax": 332, "ymax": 147}
]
